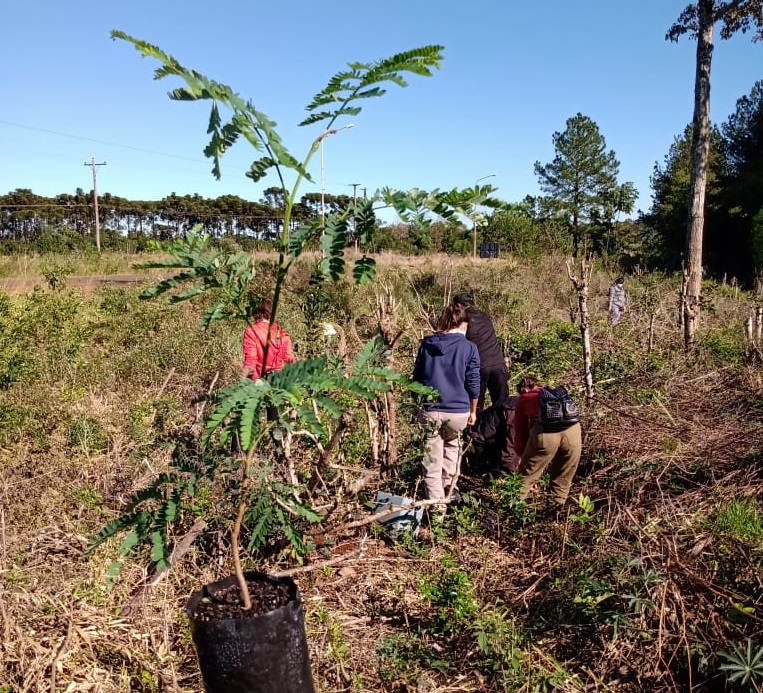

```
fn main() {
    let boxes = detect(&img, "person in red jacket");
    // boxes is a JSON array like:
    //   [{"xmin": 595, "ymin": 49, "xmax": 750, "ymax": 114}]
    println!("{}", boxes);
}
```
[
  {"xmin": 513, "ymin": 376, "xmax": 582, "ymax": 509},
  {"xmin": 242, "ymin": 299, "xmax": 296, "ymax": 379}
]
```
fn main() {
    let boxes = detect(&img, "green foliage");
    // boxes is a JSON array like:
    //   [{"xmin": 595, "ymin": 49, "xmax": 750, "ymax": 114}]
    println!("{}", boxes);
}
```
[
  {"xmin": 84, "ymin": 447, "xmax": 229, "ymax": 583},
  {"xmin": 376, "ymin": 632, "xmax": 452, "ymax": 684},
  {"xmin": 700, "ymin": 329, "xmax": 745, "ymax": 365},
  {"xmin": 547, "ymin": 554, "xmax": 665, "ymax": 633},
  {"xmin": 420, "ymin": 557, "xmax": 479, "ymax": 634},
  {"xmin": 90, "ymin": 34, "xmax": 445, "ymax": 594},
  {"xmin": 488, "ymin": 474, "xmax": 534, "ymax": 528},
  {"xmin": 594, "ymin": 345, "xmax": 638, "ymax": 381},
  {"xmin": 448, "ymin": 493, "xmax": 482, "ymax": 536},
  {"xmin": 534, "ymin": 112, "xmax": 634, "ymax": 255},
  {"xmin": 568, "ymin": 493, "xmax": 595, "ymax": 523},
  {"xmin": 311, "ymin": 607, "xmax": 349, "ymax": 667},
  {"xmin": 392, "ymin": 526, "xmax": 431, "ymax": 558},
  {"xmin": 136, "ymin": 230, "xmax": 256, "ymax": 329},
  {"xmin": 66, "ymin": 413, "xmax": 108, "ymax": 456},
  {"xmin": 0, "ymin": 288, "xmax": 89, "ymax": 387},
  {"xmin": 569, "ymin": 573, "xmax": 616, "ymax": 621},
  {"xmin": 718, "ymin": 638, "xmax": 763, "ymax": 687},
  {"xmin": 643, "ymin": 125, "xmax": 725, "ymax": 271},
  {"xmin": 71, "ymin": 484, "xmax": 103, "ymax": 509},
  {"xmin": 41, "ymin": 259, "xmax": 74, "ymax": 291},
  {"xmin": 0, "ymin": 292, "xmax": 35, "ymax": 389},
  {"xmin": 0, "ymin": 403, "xmax": 32, "ymax": 446},
  {"xmin": 379, "ymin": 185, "xmax": 506, "ymax": 255},
  {"xmin": 709, "ymin": 498, "xmax": 763, "ymax": 544},
  {"xmin": 300, "ymin": 45, "xmax": 444, "ymax": 126},
  {"xmin": 35, "ymin": 226, "xmax": 94, "ymax": 254},
  {"xmin": 473, "ymin": 607, "xmax": 525, "ymax": 680},
  {"xmin": 486, "ymin": 202, "xmax": 550, "ymax": 258},
  {"xmin": 202, "ymin": 338, "xmax": 434, "ymax": 453},
  {"xmin": 113, "ymin": 31, "xmax": 444, "ymax": 289},
  {"xmin": 509, "ymin": 321, "xmax": 581, "ymax": 382}
]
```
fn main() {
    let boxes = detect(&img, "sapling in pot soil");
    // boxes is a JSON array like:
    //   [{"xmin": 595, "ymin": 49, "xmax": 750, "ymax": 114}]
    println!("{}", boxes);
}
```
[{"xmin": 85, "ymin": 32, "xmax": 453, "ymax": 691}]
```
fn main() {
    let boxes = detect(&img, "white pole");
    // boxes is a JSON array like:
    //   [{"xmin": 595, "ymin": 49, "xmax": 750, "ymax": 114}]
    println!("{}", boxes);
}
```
[
  {"xmin": 472, "ymin": 174, "xmax": 496, "ymax": 258},
  {"xmin": 320, "ymin": 138, "xmax": 326, "ymax": 229},
  {"xmin": 318, "ymin": 124, "xmax": 354, "ymax": 242}
]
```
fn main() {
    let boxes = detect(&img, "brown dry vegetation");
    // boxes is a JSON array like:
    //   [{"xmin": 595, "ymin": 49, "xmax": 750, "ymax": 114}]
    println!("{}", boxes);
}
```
[{"xmin": 0, "ymin": 252, "xmax": 762, "ymax": 693}]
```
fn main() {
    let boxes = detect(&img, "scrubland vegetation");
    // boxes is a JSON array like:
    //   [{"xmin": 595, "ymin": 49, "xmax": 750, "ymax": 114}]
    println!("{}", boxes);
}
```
[{"xmin": 0, "ymin": 249, "xmax": 761, "ymax": 692}]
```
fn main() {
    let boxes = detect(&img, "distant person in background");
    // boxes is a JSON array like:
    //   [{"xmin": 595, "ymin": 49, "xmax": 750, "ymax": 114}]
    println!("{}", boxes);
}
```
[
  {"xmin": 413, "ymin": 304, "xmax": 480, "ymax": 513},
  {"xmin": 243, "ymin": 298, "xmax": 296, "ymax": 379},
  {"xmin": 452, "ymin": 292, "xmax": 509, "ymax": 415},
  {"xmin": 608, "ymin": 277, "xmax": 627, "ymax": 326}
]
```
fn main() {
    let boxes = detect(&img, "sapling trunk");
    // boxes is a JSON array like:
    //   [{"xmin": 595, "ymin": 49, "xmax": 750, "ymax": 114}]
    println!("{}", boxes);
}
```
[{"xmin": 232, "ymin": 445, "xmax": 258, "ymax": 610}]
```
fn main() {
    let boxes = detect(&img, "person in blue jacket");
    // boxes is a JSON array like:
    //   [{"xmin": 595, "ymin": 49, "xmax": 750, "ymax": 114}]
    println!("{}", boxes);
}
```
[{"xmin": 413, "ymin": 304, "xmax": 481, "ymax": 511}]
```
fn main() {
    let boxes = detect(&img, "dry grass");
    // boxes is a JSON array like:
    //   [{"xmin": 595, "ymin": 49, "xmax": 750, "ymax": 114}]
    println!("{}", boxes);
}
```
[{"xmin": 1, "ymin": 253, "xmax": 762, "ymax": 692}]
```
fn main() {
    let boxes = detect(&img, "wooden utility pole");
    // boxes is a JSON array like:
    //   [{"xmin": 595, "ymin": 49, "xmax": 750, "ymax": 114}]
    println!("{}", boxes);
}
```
[{"xmin": 84, "ymin": 158, "xmax": 107, "ymax": 252}]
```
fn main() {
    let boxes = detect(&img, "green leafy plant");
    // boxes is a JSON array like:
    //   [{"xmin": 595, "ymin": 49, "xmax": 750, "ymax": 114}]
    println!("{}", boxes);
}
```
[
  {"xmin": 569, "ymin": 493, "xmax": 596, "ymax": 523},
  {"xmin": 87, "ymin": 33, "xmax": 451, "ymax": 609},
  {"xmin": 473, "ymin": 607, "xmax": 525, "ymax": 680},
  {"xmin": 488, "ymin": 473, "xmax": 534, "ymax": 528},
  {"xmin": 377, "ymin": 632, "xmax": 452, "ymax": 684},
  {"xmin": 718, "ymin": 638, "xmax": 763, "ymax": 689},
  {"xmin": 420, "ymin": 557, "xmax": 479, "ymax": 635},
  {"xmin": 87, "ymin": 445, "xmax": 225, "ymax": 588}
]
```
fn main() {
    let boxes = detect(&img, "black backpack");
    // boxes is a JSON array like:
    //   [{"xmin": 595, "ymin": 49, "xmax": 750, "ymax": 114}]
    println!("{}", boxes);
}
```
[
  {"xmin": 538, "ymin": 385, "xmax": 580, "ymax": 432},
  {"xmin": 468, "ymin": 396, "xmax": 519, "ymax": 469}
]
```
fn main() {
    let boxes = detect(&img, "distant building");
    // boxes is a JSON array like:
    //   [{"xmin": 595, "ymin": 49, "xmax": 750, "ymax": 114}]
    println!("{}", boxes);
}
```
[{"xmin": 479, "ymin": 242, "xmax": 500, "ymax": 258}]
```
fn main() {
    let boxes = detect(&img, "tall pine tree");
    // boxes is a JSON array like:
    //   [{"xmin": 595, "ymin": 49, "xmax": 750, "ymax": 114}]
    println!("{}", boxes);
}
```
[
  {"xmin": 720, "ymin": 80, "xmax": 763, "ymax": 277},
  {"xmin": 534, "ymin": 113, "xmax": 634, "ymax": 257}
]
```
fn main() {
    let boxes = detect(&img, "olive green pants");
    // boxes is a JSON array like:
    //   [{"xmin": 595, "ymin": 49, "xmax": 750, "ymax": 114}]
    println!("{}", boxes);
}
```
[{"xmin": 518, "ymin": 423, "xmax": 582, "ymax": 507}]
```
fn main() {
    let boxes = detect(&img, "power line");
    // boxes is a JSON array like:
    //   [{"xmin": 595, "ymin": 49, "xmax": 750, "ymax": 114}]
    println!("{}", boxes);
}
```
[{"xmin": 0, "ymin": 119, "xmax": 246, "ymax": 169}]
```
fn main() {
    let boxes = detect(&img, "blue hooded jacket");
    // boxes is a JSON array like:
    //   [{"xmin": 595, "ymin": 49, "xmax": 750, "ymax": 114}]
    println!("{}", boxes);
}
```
[{"xmin": 412, "ymin": 332, "xmax": 481, "ymax": 412}]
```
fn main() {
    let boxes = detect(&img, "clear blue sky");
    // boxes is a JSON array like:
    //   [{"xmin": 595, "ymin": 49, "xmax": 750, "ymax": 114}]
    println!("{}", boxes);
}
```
[{"xmin": 1, "ymin": 1, "xmax": 761, "ymax": 219}]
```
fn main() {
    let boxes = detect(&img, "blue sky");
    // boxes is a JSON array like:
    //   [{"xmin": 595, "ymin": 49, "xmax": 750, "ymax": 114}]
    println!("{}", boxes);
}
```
[{"xmin": 1, "ymin": 1, "xmax": 761, "ymax": 220}]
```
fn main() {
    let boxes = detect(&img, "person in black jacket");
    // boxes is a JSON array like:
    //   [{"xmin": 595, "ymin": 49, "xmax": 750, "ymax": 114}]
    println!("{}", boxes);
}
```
[{"xmin": 452, "ymin": 292, "xmax": 509, "ymax": 416}]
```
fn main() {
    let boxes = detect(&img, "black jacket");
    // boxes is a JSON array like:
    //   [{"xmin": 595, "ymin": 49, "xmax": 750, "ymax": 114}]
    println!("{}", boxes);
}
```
[{"xmin": 465, "ymin": 306, "xmax": 505, "ymax": 368}]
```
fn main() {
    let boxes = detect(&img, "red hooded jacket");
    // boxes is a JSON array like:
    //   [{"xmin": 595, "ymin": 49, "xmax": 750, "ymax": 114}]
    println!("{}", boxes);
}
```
[
  {"xmin": 242, "ymin": 320, "xmax": 295, "ymax": 379},
  {"xmin": 513, "ymin": 386, "xmax": 542, "ymax": 457}
]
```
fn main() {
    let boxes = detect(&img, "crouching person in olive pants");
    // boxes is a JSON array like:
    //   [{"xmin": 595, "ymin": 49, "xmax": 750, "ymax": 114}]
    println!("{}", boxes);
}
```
[
  {"xmin": 518, "ymin": 423, "xmax": 582, "ymax": 506},
  {"xmin": 513, "ymin": 377, "xmax": 582, "ymax": 508}
]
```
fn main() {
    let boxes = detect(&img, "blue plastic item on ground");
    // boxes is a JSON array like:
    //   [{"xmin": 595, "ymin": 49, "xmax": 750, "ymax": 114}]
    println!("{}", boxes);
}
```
[{"xmin": 373, "ymin": 491, "xmax": 423, "ymax": 536}]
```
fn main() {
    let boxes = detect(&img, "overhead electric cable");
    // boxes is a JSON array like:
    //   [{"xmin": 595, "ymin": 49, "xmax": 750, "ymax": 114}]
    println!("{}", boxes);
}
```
[{"xmin": 0, "ymin": 119, "xmax": 247, "ymax": 171}]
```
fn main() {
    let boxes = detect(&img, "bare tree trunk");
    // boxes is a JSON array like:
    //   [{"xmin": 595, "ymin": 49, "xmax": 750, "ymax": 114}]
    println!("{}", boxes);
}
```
[
  {"xmin": 648, "ymin": 310, "xmax": 657, "ymax": 355},
  {"xmin": 373, "ymin": 284, "xmax": 404, "ymax": 476},
  {"xmin": 565, "ymin": 256, "xmax": 595, "ymax": 402},
  {"xmin": 681, "ymin": 0, "xmax": 715, "ymax": 351}
]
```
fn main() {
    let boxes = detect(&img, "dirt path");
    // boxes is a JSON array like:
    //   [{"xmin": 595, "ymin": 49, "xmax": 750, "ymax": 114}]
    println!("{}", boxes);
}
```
[{"xmin": 0, "ymin": 275, "xmax": 156, "ymax": 294}]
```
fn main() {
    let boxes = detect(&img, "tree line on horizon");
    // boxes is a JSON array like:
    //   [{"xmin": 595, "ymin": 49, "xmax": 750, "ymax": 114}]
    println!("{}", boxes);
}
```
[{"xmin": 1, "ymin": 79, "xmax": 761, "ymax": 283}]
